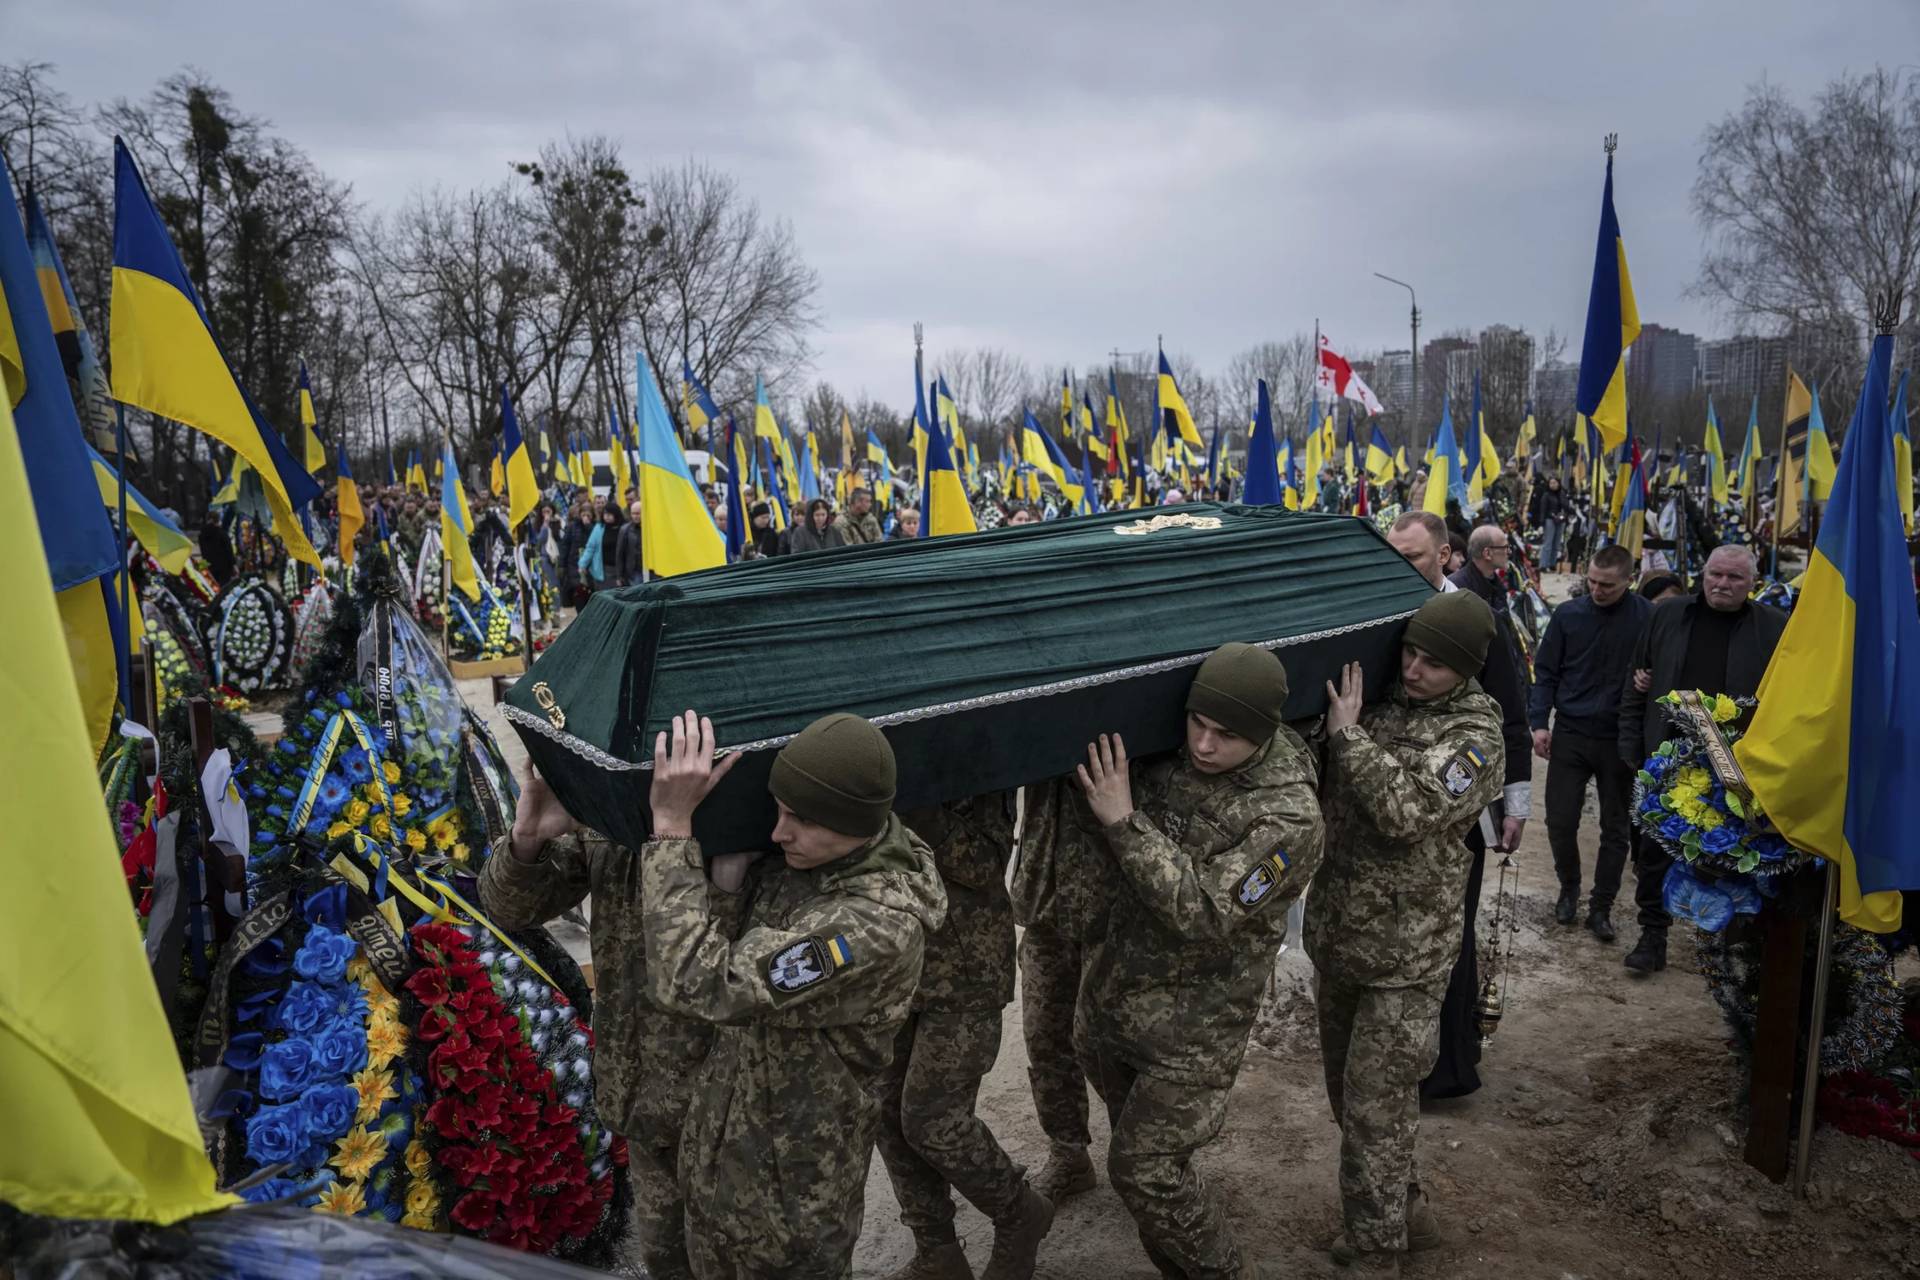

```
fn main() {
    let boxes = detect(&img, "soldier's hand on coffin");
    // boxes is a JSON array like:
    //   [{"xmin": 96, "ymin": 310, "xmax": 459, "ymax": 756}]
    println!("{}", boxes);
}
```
[
  {"xmin": 1324, "ymin": 661, "xmax": 1364, "ymax": 733},
  {"xmin": 650, "ymin": 709, "xmax": 741, "ymax": 838},
  {"xmin": 510, "ymin": 758, "xmax": 576, "ymax": 862},
  {"xmin": 1076, "ymin": 733, "xmax": 1133, "ymax": 827}
]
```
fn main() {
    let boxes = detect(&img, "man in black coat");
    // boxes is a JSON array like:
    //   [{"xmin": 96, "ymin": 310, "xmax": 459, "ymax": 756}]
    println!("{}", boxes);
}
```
[
  {"xmin": 614, "ymin": 499, "xmax": 645, "ymax": 586},
  {"xmin": 1617, "ymin": 545, "xmax": 1786, "ymax": 973},
  {"xmin": 1387, "ymin": 515, "xmax": 1532, "ymax": 1099}
]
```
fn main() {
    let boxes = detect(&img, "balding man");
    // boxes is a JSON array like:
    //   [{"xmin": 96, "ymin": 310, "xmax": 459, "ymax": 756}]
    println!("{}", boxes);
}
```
[
  {"xmin": 1386, "ymin": 512, "xmax": 1455, "ymax": 594},
  {"xmin": 1617, "ymin": 545, "xmax": 1784, "ymax": 973}
]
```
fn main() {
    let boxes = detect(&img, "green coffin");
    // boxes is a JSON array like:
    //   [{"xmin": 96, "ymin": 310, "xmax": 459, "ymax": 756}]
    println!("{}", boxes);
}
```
[{"xmin": 504, "ymin": 503, "xmax": 1434, "ymax": 854}]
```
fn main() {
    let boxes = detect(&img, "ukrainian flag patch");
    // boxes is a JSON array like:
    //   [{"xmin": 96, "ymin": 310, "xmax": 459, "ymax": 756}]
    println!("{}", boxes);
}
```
[{"xmin": 825, "ymin": 934, "xmax": 853, "ymax": 969}]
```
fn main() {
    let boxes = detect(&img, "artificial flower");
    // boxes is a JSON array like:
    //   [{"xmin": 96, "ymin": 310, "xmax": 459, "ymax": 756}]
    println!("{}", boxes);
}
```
[
  {"xmin": 1711, "ymin": 693, "xmax": 1739, "ymax": 723},
  {"xmin": 371, "ymin": 813, "xmax": 393, "ymax": 840},
  {"xmin": 352, "ymin": 1066, "xmax": 399, "ymax": 1122},
  {"xmin": 332, "ymin": 1125, "xmax": 389, "ymax": 1181},
  {"xmin": 345, "ymin": 798, "xmax": 371, "ymax": 826},
  {"xmin": 366, "ymin": 1017, "xmax": 407, "ymax": 1069},
  {"xmin": 314, "ymin": 1023, "xmax": 369, "ymax": 1076},
  {"xmin": 326, "ymin": 820, "xmax": 352, "ymax": 839},
  {"xmin": 259, "ymin": 1038, "xmax": 323, "ymax": 1101},
  {"xmin": 383, "ymin": 761, "xmax": 403, "ymax": 785},
  {"xmin": 405, "ymin": 1179, "xmax": 439, "ymax": 1216},
  {"xmin": 293, "ymin": 927, "xmax": 359, "ymax": 984},
  {"xmin": 314, "ymin": 1179, "xmax": 368, "ymax": 1217},
  {"xmin": 452, "ymin": 842, "xmax": 471, "ymax": 863},
  {"xmin": 405, "ymin": 1140, "xmax": 433, "ymax": 1179},
  {"xmin": 405, "ymin": 829, "xmax": 428, "ymax": 853},
  {"xmin": 431, "ymin": 824, "xmax": 457, "ymax": 851},
  {"xmin": 244, "ymin": 1102, "xmax": 307, "ymax": 1165},
  {"xmin": 302, "ymin": 1083, "xmax": 361, "ymax": 1140},
  {"xmin": 392, "ymin": 792, "xmax": 413, "ymax": 817}
]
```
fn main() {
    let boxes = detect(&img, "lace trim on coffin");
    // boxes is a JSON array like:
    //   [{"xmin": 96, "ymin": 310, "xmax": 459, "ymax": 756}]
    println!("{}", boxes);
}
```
[{"xmin": 501, "ymin": 609, "xmax": 1416, "ymax": 773}]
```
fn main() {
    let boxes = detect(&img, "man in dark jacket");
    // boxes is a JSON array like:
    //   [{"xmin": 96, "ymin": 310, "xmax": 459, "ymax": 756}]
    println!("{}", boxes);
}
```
[
  {"xmin": 1617, "ymin": 545, "xmax": 1786, "ymax": 973},
  {"xmin": 1422, "ymin": 521, "xmax": 1532, "ymax": 1098},
  {"xmin": 1529, "ymin": 545, "xmax": 1649, "ymax": 939},
  {"xmin": 615, "ymin": 499, "xmax": 645, "ymax": 586}
]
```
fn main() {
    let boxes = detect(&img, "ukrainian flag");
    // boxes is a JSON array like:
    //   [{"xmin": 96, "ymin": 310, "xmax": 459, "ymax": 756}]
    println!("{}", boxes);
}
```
[
  {"xmin": 683, "ymin": 359, "xmax": 719, "ymax": 441},
  {"xmin": 1244, "ymin": 379, "xmax": 1282, "ymax": 505},
  {"xmin": 635, "ymin": 353, "xmax": 724, "ymax": 577},
  {"xmin": 85, "ymin": 446, "xmax": 192, "ymax": 574},
  {"xmin": 1806, "ymin": 384, "xmax": 1837, "ymax": 502},
  {"xmin": 109, "ymin": 140, "xmax": 321, "ymax": 565},
  {"xmin": 1735, "ymin": 324, "xmax": 1916, "ymax": 933},
  {"xmin": 407, "ymin": 450, "xmax": 427, "ymax": 494},
  {"xmin": 1512, "ymin": 402, "xmax": 1537, "ymax": 470},
  {"xmin": 1892, "ymin": 371, "xmax": 1911, "ymax": 535},
  {"xmin": 298, "ymin": 363, "xmax": 325, "ymax": 475},
  {"xmin": 1701, "ymin": 398, "xmax": 1730, "ymax": 507},
  {"xmin": 1613, "ymin": 439, "xmax": 1647, "ymax": 559},
  {"xmin": 1021, "ymin": 410, "xmax": 1085, "ymax": 508},
  {"xmin": 911, "ymin": 378, "xmax": 932, "ymax": 482},
  {"xmin": 0, "ymin": 386, "xmax": 233, "ymax": 1227},
  {"xmin": 723, "ymin": 416, "xmax": 747, "ymax": 562},
  {"xmin": 1425, "ymin": 397, "xmax": 1463, "ymax": 517},
  {"xmin": 1156, "ymin": 347, "xmax": 1203, "ymax": 449},
  {"xmin": 24, "ymin": 192, "xmax": 115, "ymax": 451},
  {"xmin": 761, "ymin": 437, "xmax": 789, "ymax": 531},
  {"xmin": 921, "ymin": 393, "xmax": 976, "ymax": 538},
  {"xmin": 608, "ymin": 405, "xmax": 633, "ymax": 508},
  {"xmin": 1733, "ymin": 396, "xmax": 1760, "ymax": 500},
  {"xmin": 1, "ymin": 153, "xmax": 127, "ymax": 755},
  {"xmin": 754, "ymin": 375, "xmax": 781, "ymax": 444},
  {"xmin": 1574, "ymin": 145, "xmax": 1641, "ymax": 455},
  {"xmin": 489, "ymin": 437, "xmax": 505, "ymax": 498},
  {"xmin": 500, "ymin": 384, "xmax": 538, "ymax": 532},
  {"xmin": 440, "ymin": 441, "xmax": 480, "ymax": 602},
  {"xmin": 1367, "ymin": 424, "xmax": 1396, "ymax": 486},
  {"xmin": 800, "ymin": 432, "xmax": 822, "ymax": 503},
  {"xmin": 336, "ymin": 445, "xmax": 364, "ymax": 569}
]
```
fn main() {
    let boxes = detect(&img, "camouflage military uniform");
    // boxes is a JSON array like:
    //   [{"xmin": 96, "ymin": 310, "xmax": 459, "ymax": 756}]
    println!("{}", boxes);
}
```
[
  {"xmin": 1302, "ymin": 681, "xmax": 1504, "ymax": 1257},
  {"xmin": 1010, "ymin": 779, "xmax": 1117, "ymax": 1152},
  {"xmin": 641, "ymin": 815, "xmax": 948, "ymax": 1280},
  {"xmin": 835, "ymin": 508, "xmax": 885, "ymax": 545},
  {"xmin": 478, "ymin": 831, "xmax": 722, "ymax": 1280},
  {"xmin": 1080, "ymin": 730, "xmax": 1325, "ymax": 1280}
]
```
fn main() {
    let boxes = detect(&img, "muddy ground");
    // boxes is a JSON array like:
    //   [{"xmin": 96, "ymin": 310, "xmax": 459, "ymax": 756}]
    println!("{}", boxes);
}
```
[{"xmin": 458, "ymin": 655, "xmax": 1920, "ymax": 1280}]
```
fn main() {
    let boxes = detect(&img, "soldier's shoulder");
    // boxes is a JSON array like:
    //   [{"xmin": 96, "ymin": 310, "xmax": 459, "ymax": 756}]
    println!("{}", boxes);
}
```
[{"xmin": 1239, "ymin": 725, "xmax": 1319, "ymax": 790}]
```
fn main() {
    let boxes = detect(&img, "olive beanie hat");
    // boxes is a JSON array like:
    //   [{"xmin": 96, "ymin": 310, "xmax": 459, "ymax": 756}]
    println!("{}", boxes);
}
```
[
  {"xmin": 769, "ymin": 713, "xmax": 897, "ymax": 837},
  {"xmin": 1403, "ymin": 590, "xmax": 1495, "ymax": 678},
  {"xmin": 1185, "ymin": 642, "xmax": 1290, "ymax": 743}
]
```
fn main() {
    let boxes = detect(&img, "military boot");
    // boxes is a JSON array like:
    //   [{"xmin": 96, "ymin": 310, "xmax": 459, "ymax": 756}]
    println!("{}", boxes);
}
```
[
  {"xmin": 884, "ymin": 1241, "xmax": 974, "ymax": 1280},
  {"xmin": 1029, "ymin": 1141, "xmax": 1096, "ymax": 1201},
  {"xmin": 1329, "ymin": 1236, "xmax": 1402, "ymax": 1276},
  {"xmin": 1624, "ymin": 926, "xmax": 1668, "ymax": 974},
  {"xmin": 1405, "ymin": 1184, "xmax": 1441, "ymax": 1253},
  {"xmin": 1554, "ymin": 887, "xmax": 1580, "ymax": 926},
  {"xmin": 1585, "ymin": 905, "xmax": 1617, "ymax": 943},
  {"xmin": 980, "ymin": 1183, "xmax": 1054, "ymax": 1280}
]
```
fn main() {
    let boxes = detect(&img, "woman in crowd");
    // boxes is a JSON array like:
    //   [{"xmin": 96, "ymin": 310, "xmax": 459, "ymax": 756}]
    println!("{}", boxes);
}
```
[
  {"xmin": 1530, "ymin": 475, "xmax": 1571, "ymax": 573},
  {"xmin": 788, "ymin": 497, "xmax": 846, "ymax": 553}
]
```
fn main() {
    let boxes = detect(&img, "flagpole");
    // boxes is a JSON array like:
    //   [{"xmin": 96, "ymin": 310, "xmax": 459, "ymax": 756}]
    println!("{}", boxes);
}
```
[
  {"xmin": 1791, "ymin": 861, "xmax": 1839, "ymax": 1198},
  {"xmin": 113, "ymin": 401, "xmax": 134, "ymax": 725}
]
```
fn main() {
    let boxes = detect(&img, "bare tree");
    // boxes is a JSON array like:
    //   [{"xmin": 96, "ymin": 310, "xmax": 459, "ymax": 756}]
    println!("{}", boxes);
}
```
[
  {"xmin": 1693, "ymin": 68, "xmax": 1920, "ymax": 383},
  {"xmin": 635, "ymin": 160, "xmax": 820, "ymax": 425},
  {"xmin": 1222, "ymin": 336, "xmax": 1316, "ymax": 440},
  {"xmin": 937, "ymin": 346, "xmax": 1030, "ymax": 440}
]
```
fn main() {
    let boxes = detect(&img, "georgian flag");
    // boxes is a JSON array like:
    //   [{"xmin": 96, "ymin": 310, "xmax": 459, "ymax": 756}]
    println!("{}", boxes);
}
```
[{"xmin": 1316, "ymin": 334, "xmax": 1385, "ymax": 416}]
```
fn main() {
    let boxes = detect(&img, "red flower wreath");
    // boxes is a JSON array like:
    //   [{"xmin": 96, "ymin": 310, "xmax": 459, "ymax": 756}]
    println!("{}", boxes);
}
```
[{"xmin": 406, "ymin": 922, "xmax": 625, "ymax": 1253}]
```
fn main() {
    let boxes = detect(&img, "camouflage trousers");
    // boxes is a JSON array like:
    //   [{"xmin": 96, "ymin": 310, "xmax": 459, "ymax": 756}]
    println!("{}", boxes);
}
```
[
  {"xmin": 629, "ymin": 1129, "xmax": 690, "ymax": 1280},
  {"xmin": 1315, "ymin": 971, "xmax": 1447, "ymax": 1254},
  {"xmin": 1017, "ymin": 923, "xmax": 1092, "ymax": 1147},
  {"xmin": 874, "ymin": 1004, "xmax": 1026, "ymax": 1247},
  {"xmin": 684, "ymin": 1210, "xmax": 853, "ymax": 1280},
  {"xmin": 1077, "ymin": 1046, "xmax": 1241, "ymax": 1280}
]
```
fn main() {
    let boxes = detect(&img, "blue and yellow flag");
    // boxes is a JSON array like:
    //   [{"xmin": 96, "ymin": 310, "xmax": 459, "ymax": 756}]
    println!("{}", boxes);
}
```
[
  {"xmin": 109, "ymin": 140, "xmax": 321, "ymax": 565},
  {"xmin": 1806, "ymin": 383, "xmax": 1837, "ymax": 502},
  {"xmin": 1732, "ymin": 396, "xmax": 1760, "ymax": 500},
  {"xmin": 1020, "ymin": 409, "xmax": 1085, "ymax": 508},
  {"xmin": 682, "ymin": 359, "xmax": 719, "ymax": 443},
  {"xmin": 489, "ymin": 436, "xmax": 505, "ymax": 498},
  {"xmin": 440, "ymin": 440, "xmax": 480, "ymax": 602},
  {"xmin": 800, "ymin": 431, "xmax": 822, "ymax": 503},
  {"xmin": 1701, "ymin": 398, "xmax": 1730, "ymax": 507},
  {"xmin": 1891, "ymin": 371, "xmax": 1911, "ymax": 536},
  {"xmin": 406, "ymin": 449, "xmax": 427, "ymax": 494},
  {"xmin": 1425, "ymin": 397, "xmax": 1464, "ymax": 517},
  {"xmin": 1244, "ymin": 380, "xmax": 1282, "ymax": 505},
  {"xmin": 921, "ymin": 394, "xmax": 976, "ymax": 538},
  {"xmin": 723, "ymin": 415, "xmax": 747, "ymax": 562},
  {"xmin": 1367, "ymin": 424, "xmax": 1396, "ymax": 486},
  {"xmin": 1, "ymin": 153, "xmax": 125, "ymax": 753},
  {"xmin": 336, "ymin": 445, "xmax": 364, "ymax": 569},
  {"xmin": 85, "ymin": 446, "xmax": 192, "ymax": 574},
  {"xmin": 1156, "ymin": 347, "xmax": 1203, "ymax": 448},
  {"xmin": 297, "ymin": 363, "xmax": 325, "ymax": 476},
  {"xmin": 635, "ymin": 354, "xmax": 725, "ymax": 577},
  {"xmin": 500, "ymin": 384, "xmax": 538, "ymax": 533},
  {"xmin": 1613, "ymin": 438, "xmax": 1647, "ymax": 558},
  {"xmin": 24, "ymin": 192, "xmax": 115, "ymax": 450},
  {"xmin": 1575, "ymin": 145, "xmax": 1641, "ymax": 455},
  {"xmin": 1736, "ymin": 325, "xmax": 1915, "ymax": 933},
  {"xmin": 1512, "ymin": 402, "xmax": 1538, "ymax": 470},
  {"xmin": 607, "ymin": 404, "xmax": 633, "ymax": 509},
  {"xmin": 0, "ymin": 387, "xmax": 233, "ymax": 1227}
]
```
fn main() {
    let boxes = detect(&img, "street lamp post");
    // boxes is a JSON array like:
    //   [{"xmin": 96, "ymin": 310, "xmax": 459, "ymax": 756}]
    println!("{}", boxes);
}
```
[{"xmin": 1373, "ymin": 272, "xmax": 1421, "ymax": 439}]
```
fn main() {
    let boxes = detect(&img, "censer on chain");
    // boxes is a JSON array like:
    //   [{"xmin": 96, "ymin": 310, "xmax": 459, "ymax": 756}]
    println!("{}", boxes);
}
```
[{"xmin": 1475, "ymin": 849, "xmax": 1521, "ymax": 1044}]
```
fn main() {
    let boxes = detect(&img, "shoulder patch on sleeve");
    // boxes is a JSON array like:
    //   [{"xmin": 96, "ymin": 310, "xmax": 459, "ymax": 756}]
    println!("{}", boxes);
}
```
[
  {"xmin": 1236, "ymin": 850, "xmax": 1291, "ymax": 910},
  {"xmin": 765, "ymin": 934, "xmax": 854, "ymax": 994},
  {"xmin": 1438, "ymin": 744, "xmax": 1489, "ymax": 798}
]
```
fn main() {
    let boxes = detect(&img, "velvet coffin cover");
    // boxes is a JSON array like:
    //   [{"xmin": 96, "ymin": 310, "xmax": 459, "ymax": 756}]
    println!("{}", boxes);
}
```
[{"xmin": 504, "ymin": 504, "xmax": 1435, "ymax": 853}]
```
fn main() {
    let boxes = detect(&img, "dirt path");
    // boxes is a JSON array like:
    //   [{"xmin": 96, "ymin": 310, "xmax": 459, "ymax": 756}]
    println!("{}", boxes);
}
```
[{"xmin": 462, "ymin": 667, "xmax": 1920, "ymax": 1280}]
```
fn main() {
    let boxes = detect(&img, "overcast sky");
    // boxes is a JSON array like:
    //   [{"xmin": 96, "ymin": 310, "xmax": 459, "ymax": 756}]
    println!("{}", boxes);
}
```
[{"xmin": 13, "ymin": 0, "xmax": 1918, "ymax": 413}]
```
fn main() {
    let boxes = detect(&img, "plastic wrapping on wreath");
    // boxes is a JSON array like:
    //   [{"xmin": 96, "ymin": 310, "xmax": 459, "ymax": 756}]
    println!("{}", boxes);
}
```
[
  {"xmin": 214, "ymin": 576, "xmax": 293, "ymax": 693},
  {"xmin": 289, "ymin": 584, "xmax": 338, "ymax": 685},
  {"xmin": 1663, "ymin": 861, "xmax": 1763, "ymax": 932},
  {"xmin": 5, "ymin": 1204, "xmax": 611, "ymax": 1279}
]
